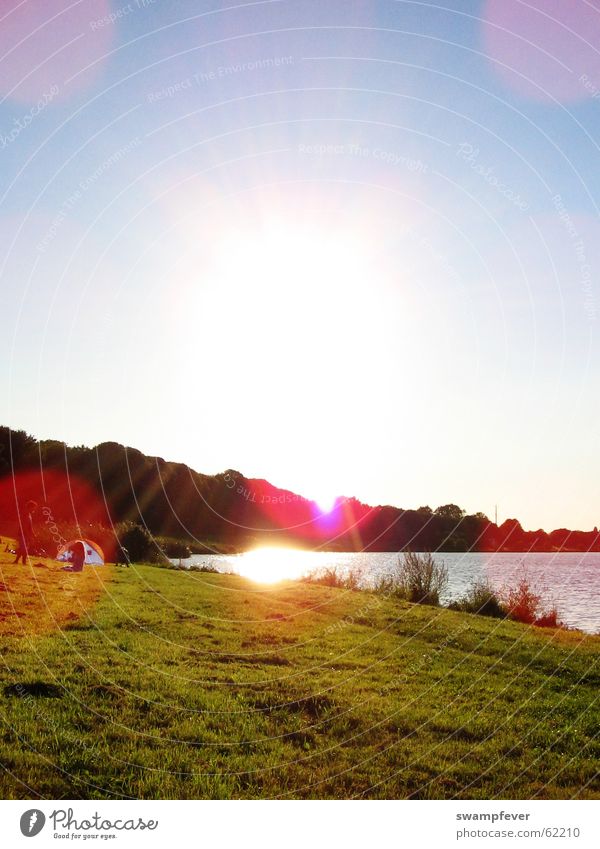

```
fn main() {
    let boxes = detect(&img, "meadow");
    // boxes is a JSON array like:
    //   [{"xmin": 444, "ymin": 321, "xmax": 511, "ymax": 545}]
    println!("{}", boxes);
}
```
[{"xmin": 0, "ymin": 551, "xmax": 598, "ymax": 799}]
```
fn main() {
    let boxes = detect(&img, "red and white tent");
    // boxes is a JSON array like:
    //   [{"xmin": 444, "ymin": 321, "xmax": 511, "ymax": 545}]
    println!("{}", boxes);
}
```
[{"xmin": 57, "ymin": 539, "xmax": 105, "ymax": 565}]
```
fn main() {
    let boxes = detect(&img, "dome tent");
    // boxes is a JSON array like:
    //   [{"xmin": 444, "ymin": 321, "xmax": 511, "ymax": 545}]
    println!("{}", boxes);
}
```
[{"xmin": 57, "ymin": 539, "xmax": 104, "ymax": 566}]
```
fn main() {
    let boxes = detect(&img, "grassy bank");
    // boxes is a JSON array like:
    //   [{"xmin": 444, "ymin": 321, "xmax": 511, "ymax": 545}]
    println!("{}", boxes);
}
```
[{"xmin": 0, "ymin": 552, "xmax": 598, "ymax": 799}]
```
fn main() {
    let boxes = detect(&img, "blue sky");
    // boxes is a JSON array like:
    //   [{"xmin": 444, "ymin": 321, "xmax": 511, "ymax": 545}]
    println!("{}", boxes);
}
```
[{"xmin": 1, "ymin": 0, "xmax": 599, "ymax": 531}]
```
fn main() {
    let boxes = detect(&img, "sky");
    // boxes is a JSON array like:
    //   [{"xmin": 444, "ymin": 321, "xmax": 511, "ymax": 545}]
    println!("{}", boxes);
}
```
[{"xmin": 0, "ymin": 0, "xmax": 599, "ymax": 532}]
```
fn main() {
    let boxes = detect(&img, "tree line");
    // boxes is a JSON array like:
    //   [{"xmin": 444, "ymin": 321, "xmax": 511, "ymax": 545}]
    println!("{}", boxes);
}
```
[{"xmin": 0, "ymin": 426, "xmax": 598, "ymax": 557}]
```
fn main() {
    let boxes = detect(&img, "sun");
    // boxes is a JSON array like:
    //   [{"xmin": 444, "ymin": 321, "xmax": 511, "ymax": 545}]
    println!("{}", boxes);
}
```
[
  {"xmin": 167, "ymin": 190, "xmax": 400, "ymax": 517},
  {"xmin": 314, "ymin": 493, "xmax": 338, "ymax": 513}
]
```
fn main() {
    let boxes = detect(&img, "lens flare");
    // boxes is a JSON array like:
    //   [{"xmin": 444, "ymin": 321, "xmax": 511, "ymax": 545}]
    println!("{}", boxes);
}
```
[
  {"xmin": 0, "ymin": 0, "xmax": 114, "ymax": 103},
  {"xmin": 483, "ymin": 0, "xmax": 600, "ymax": 103}
]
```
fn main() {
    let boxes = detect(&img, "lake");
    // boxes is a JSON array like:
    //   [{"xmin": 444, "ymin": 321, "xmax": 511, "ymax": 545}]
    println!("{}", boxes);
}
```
[{"xmin": 174, "ymin": 550, "xmax": 600, "ymax": 634}]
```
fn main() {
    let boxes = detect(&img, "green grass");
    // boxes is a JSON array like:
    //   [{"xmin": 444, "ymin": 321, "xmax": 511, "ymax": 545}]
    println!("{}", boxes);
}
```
[{"xmin": 0, "ymin": 554, "xmax": 599, "ymax": 799}]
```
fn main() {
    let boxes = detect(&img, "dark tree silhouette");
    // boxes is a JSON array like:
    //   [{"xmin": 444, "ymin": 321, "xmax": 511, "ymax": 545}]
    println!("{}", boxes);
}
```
[{"xmin": 0, "ymin": 425, "xmax": 597, "ymax": 555}]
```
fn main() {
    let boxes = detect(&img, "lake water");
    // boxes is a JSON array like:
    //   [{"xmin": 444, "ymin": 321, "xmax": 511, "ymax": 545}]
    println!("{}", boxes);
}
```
[{"xmin": 175, "ymin": 550, "xmax": 600, "ymax": 634}]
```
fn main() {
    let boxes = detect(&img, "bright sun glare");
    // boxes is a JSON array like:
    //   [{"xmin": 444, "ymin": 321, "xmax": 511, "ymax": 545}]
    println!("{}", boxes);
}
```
[
  {"xmin": 195, "ymin": 213, "xmax": 382, "ymax": 503},
  {"xmin": 235, "ymin": 547, "xmax": 309, "ymax": 584},
  {"xmin": 170, "ymin": 194, "xmax": 400, "ymax": 511},
  {"xmin": 314, "ymin": 493, "xmax": 337, "ymax": 513}
]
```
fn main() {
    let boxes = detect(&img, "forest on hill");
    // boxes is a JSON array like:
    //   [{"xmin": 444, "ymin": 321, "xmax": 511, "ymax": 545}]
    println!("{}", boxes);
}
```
[{"xmin": 0, "ymin": 426, "xmax": 598, "ymax": 559}]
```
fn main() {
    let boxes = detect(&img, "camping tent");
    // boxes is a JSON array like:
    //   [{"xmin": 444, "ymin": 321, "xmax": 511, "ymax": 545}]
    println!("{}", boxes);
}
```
[{"xmin": 57, "ymin": 539, "xmax": 105, "ymax": 565}]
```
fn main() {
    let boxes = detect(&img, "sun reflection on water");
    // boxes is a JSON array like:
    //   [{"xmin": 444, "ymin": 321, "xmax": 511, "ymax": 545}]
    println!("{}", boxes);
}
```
[{"xmin": 235, "ymin": 547, "xmax": 310, "ymax": 584}]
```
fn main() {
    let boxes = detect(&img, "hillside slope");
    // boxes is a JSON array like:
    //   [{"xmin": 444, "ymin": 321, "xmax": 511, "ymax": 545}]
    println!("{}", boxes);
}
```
[{"xmin": 0, "ymin": 554, "xmax": 598, "ymax": 799}]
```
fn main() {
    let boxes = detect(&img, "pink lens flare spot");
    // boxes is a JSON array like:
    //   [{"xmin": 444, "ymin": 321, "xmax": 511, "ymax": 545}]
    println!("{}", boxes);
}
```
[
  {"xmin": 482, "ymin": 0, "xmax": 600, "ymax": 103},
  {"xmin": 315, "ymin": 495, "xmax": 337, "ymax": 514},
  {"xmin": 0, "ymin": 0, "xmax": 115, "ymax": 104}
]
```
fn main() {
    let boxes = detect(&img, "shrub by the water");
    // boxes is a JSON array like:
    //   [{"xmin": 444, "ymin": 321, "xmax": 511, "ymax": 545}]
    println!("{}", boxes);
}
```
[
  {"xmin": 373, "ymin": 573, "xmax": 405, "ymax": 598},
  {"xmin": 302, "ymin": 565, "xmax": 362, "ymax": 590},
  {"xmin": 448, "ymin": 579, "xmax": 505, "ymax": 618},
  {"xmin": 304, "ymin": 555, "xmax": 562, "ymax": 627},
  {"xmin": 117, "ymin": 523, "xmax": 154, "ymax": 563},
  {"xmin": 376, "ymin": 551, "xmax": 448, "ymax": 606},
  {"xmin": 499, "ymin": 576, "xmax": 561, "ymax": 627},
  {"xmin": 190, "ymin": 563, "xmax": 220, "ymax": 573},
  {"xmin": 159, "ymin": 537, "xmax": 192, "ymax": 559}
]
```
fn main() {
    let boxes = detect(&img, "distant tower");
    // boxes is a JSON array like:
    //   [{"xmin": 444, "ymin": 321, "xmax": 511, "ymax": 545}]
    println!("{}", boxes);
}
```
[{"xmin": 494, "ymin": 504, "xmax": 498, "ymax": 525}]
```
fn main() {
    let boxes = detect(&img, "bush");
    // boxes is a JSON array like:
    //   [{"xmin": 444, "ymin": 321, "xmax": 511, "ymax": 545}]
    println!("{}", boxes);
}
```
[
  {"xmin": 373, "ymin": 573, "xmax": 405, "ymax": 598},
  {"xmin": 302, "ymin": 565, "xmax": 362, "ymax": 590},
  {"xmin": 448, "ymin": 579, "xmax": 504, "ymax": 618},
  {"xmin": 534, "ymin": 609, "xmax": 561, "ymax": 628},
  {"xmin": 158, "ymin": 537, "xmax": 191, "ymax": 559},
  {"xmin": 499, "ymin": 575, "xmax": 561, "ymax": 627},
  {"xmin": 117, "ymin": 523, "xmax": 153, "ymax": 563},
  {"xmin": 500, "ymin": 576, "xmax": 540, "ymax": 624},
  {"xmin": 190, "ymin": 563, "xmax": 220, "ymax": 573},
  {"xmin": 384, "ymin": 551, "xmax": 448, "ymax": 606}
]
